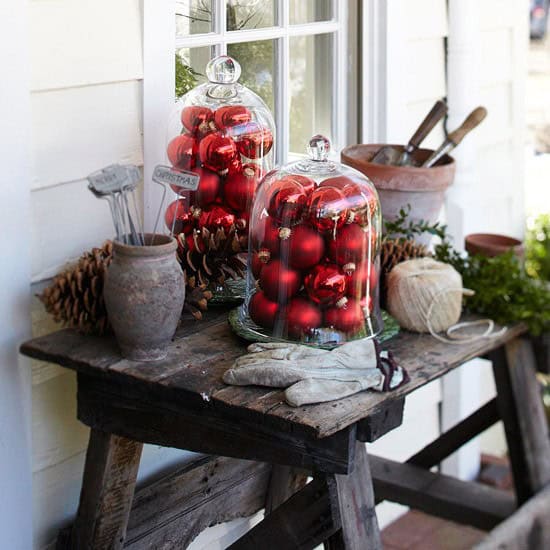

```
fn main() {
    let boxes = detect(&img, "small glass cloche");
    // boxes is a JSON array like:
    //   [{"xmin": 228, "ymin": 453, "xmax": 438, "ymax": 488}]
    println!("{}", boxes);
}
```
[
  {"xmin": 164, "ymin": 55, "xmax": 275, "ymax": 301},
  {"xmin": 235, "ymin": 135, "xmax": 383, "ymax": 347}
]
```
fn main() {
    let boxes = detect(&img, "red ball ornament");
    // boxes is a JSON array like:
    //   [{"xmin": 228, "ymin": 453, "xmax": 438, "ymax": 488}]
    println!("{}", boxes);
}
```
[
  {"xmin": 181, "ymin": 105, "xmax": 214, "ymax": 135},
  {"xmin": 307, "ymin": 186, "xmax": 348, "ymax": 234},
  {"xmin": 164, "ymin": 199, "xmax": 196, "ymax": 235},
  {"xmin": 198, "ymin": 205, "xmax": 236, "ymax": 232},
  {"xmin": 251, "ymin": 217, "xmax": 281, "ymax": 255},
  {"xmin": 167, "ymin": 133, "xmax": 197, "ymax": 171},
  {"xmin": 345, "ymin": 186, "xmax": 378, "ymax": 226},
  {"xmin": 224, "ymin": 164, "xmax": 262, "ymax": 211},
  {"xmin": 286, "ymin": 174, "xmax": 316, "ymax": 195},
  {"xmin": 251, "ymin": 249, "xmax": 271, "ymax": 279},
  {"xmin": 346, "ymin": 262, "xmax": 378, "ymax": 298},
  {"xmin": 214, "ymin": 105, "xmax": 252, "ymax": 129},
  {"xmin": 285, "ymin": 298, "xmax": 322, "ymax": 339},
  {"xmin": 260, "ymin": 259, "xmax": 301, "ymax": 303},
  {"xmin": 195, "ymin": 167, "xmax": 221, "ymax": 207},
  {"xmin": 199, "ymin": 132, "xmax": 237, "ymax": 174},
  {"xmin": 235, "ymin": 122, "xmax": 274, "ymax": 159},
  {"xmin": 327, "ymin": 223, "xmax": 369, "ymax": 266},
  {"xmin": 324, "ymin": 298, "xmax": 365, "ymax": 334},
  {"xmin": 267, "ymin": 178, "xmax": 308, "ymax": 225},
  {"xmin": 319, "ymin": 175, "xmax": 358, "ymax": 190},
  {"xmin": 249, "ymin": 291, "xmax": 279, "ymax": 329},
  {"xmin": 279, "ymin": 223, "xmax": 325, "ymax": 270},
  {"xmin": 304, "ymin": 263, "xmax": 347, "ymax": 306}
]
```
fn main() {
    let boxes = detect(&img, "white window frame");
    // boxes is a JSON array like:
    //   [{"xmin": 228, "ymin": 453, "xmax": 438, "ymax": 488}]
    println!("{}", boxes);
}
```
[{"xmin": 143, "ymin": 0, "xmax": 356, "ymax": 230}]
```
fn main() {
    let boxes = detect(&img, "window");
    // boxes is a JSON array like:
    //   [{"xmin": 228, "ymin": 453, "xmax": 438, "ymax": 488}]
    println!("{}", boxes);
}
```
[{"xmin": 174, "ymin": 0, "xmax": 351, "ymax": 162}]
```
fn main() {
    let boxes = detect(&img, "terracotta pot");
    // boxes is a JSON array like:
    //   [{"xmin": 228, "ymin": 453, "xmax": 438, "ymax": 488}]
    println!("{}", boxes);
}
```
[
  {"xmin": 341, "ymin": 144, "xmax": 456, "ymax": 243},
  {"xmin": 465, "ymin": 233, "xmax": 524, "ymax": 258},
  {"xmin": 104, "ymin": 234, "xmax": 185, "ymax": 361}
]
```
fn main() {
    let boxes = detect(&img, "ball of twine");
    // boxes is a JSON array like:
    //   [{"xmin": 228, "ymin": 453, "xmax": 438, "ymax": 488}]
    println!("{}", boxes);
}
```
[{"xmin": 387, "ymin": 258, "xmax": 463, "ymax": 333}]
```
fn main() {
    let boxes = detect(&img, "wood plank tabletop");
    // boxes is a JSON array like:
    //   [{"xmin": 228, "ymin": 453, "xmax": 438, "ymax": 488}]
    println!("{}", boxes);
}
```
[{"xmin": 20, "ymin": 309, "xmax": 525, "ymax": 439}]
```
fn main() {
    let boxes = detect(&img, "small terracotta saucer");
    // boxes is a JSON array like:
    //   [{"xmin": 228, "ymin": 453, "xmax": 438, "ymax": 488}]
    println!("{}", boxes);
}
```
[{"xmin": 465, "ymin": 233, "xmax": 524, "ymax": 258}]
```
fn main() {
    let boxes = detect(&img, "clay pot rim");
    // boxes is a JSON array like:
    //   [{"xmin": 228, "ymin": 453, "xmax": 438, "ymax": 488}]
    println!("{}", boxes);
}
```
[
  {"xmin": 113, "ymin": 233, "xmax": 177, "ymax": 257},
  {"xmin": 465, "ymin": 233, "xmax": 524, "ymax": 256}
]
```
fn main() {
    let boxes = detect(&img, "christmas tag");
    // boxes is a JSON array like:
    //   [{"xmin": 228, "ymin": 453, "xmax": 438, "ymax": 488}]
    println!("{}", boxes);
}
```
[{"xmin": 153, "ymin": 165, "xmax": 200, "ymax": 192}]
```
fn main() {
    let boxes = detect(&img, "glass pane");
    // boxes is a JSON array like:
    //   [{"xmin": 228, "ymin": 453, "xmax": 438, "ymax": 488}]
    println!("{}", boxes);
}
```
[
  {"xmin": 226, "ymin": 0, "xmax": 275, "ymax": 31},
  {"xmin": 176, "ymin": 47, "xmax": 212, "ymax": 99},
  {"xmin": 289, "ymin": 0, "xmax": 332, "ymax": 24},
  {"xmin": 227, "ymin": 40, "xmax": 275, "ymax": 112},
  {"xmin": 176, "ymin": 0, "xmax": 213, "ymax": 36},
  {"xmin": 289, "ymin": 33, "xmax": 333, "ymax": 154}
]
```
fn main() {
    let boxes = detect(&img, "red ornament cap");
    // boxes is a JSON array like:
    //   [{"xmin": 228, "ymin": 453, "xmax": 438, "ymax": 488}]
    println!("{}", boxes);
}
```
[
  {"xmin": 304, "ymin": 263, "xmax": 347, "ymax": 306},
  {"xmin": 199, "ymin": 132, "xmax": 238, "ymax": 174},
  {"xmin": 167, "ymin": 133, "xmax": 198, "ymax": 171}
]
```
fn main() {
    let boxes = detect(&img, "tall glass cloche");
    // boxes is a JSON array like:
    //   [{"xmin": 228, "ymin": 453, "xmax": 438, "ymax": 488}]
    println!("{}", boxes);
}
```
[
  {"xmin": 164, "ymin": 55, "xmax": 275, "ymax": 302},
  {"xmin": 235, "ymin": 135, "xmax": 383, "ymax": 347}
]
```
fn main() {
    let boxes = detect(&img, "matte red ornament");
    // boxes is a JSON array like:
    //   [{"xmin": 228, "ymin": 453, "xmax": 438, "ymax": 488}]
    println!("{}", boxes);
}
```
[
  {"xmin": 164, "ymin": 199, "xmax": 195, "ymax": 235},
  {"xmin": 249, "ymin": 291, "xmax": 279, "ymax": 329},
  {"xmin": 251, "ymin": 217, "xmax": 281, "ymax": 255},
  {"xmin": 167, "ymin": 133, "xmax": 197, "ymax": 171},
  {"xmin": 259, "ymin": 259, "xmax": 301, "ymax": 302},
  {"xmin": 198, "ymin": 205, "xmax": 236, "ymax": 232},
  {"xmin": 214, "ymin": 105, "xmax": 252, "ymax": 129},
  {"xmin": 235, "ymin": 122, "xmax": 274, "ymax": 159},
  {"xmin": 195, "ymin": 167, "xmax": 221, "ymax": 207},
  {"xmin": 199, "ymin": 132, "xmax": 238, "ymax": 174},
  {"xmin": 279, "ymin": 223, "xmax": 325, "ymax": 270},
  {"xmin": 324, "ymin": 298, "xmax": 365, "ymax": 334},
  {"xmin": 251, "ymin": 249, "xmax": 270, "ymax": 279},
  {"xmin": 345, "ymin": 262, "xmax": 378, "ymax": 298},
  {"xmin": 327, "ymin": 223, "xmax": 369, "ymax": 266},
  {"xmin": 304, "ymin": 263, "xmax": 347, "ymax": 306},
  {"xmin": 224, "ymin": 164, "xmax": 262, "ymax": 211},
  {"xmin": 285, "ymin": 298, "xmax": 322, "ymax": 339},
  {"xmin": 267, "ymin": 178, "xmax": 308, "ymax": 225},
  {"xmin": 307, "ymin": 186, "xmax": 348, "ymax": 234},
  {"xmin": 181, "ymin": 105, "xmax": 214, "ymax": 134}
]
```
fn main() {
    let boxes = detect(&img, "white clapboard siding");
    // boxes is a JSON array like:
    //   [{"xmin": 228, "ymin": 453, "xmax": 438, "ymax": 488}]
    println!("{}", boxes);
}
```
[
  {"xmin": 31, "ymin": 81, "xmax": 143, "ymax": 191},
  {"xmin": 30, "ymin": 0, "xmax": 143, "ymax": 92}
]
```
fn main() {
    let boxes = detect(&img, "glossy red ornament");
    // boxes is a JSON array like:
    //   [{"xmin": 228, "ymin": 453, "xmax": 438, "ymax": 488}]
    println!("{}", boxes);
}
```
[
  {"xmin": 249, "ymin": 291, "xmax": 279, "ymax": 329},
  {"xmin": 199, "ymin": 132, "xmax": 238, "ymax": 174},
  {"xmin": 285, "ymin": 298, "xmax": 322, "ymax": 339},
  {"xmin": 287, "ymin": 174, "xmax": 316, "ymax": 195},
  {"xmin": 214, "ymin": 105, "xmax": 252, "ymax": 129},
  {"xmin": 324, "ymin": 298, "xmax": 365, "ymax": 333},
  {"xmin": 251, "ymin": 249, "xmax": 270, "ymax": 279},
  {"xmin": 164, "ymin": 199, "xmax": 196, "ymax": 235},
  {"xmin": 319, "ymin": 175, "xmax": 357, "ymax": 190},
  {"xmin": 181, "ymin": 105, "xmax": 214, "ymax": 134},
  {"xmin": 167, "ymin": 133, "xmax": 198, "ymax": 171},
  {"xmin": 198, "ymin": 205, "xmax": 236, "ymax": 232},
  {"xmin": 279, "ymin": 223, "xmax": 325, "ymax": 270},
  {"xmin": 327, "ymin": 223, "xmax": 369, "ymax": 266},
  {"xmin": 307, "ymin": 186, "xmax": 348, "ymax": 234},
  {"xmin": 195, "ymin": 167, "xmax": 221, "ymax": 207},
  {"xmin": 304, "ymin": 263, "xmax": 347, "ymax": 306},
  {"xmin": 267, "ymin": 178, "xmax": 308, "ymax": 225},
  {"xmin": 224, "ymin": 164, "xmax": 262, "ymax": 211},
  {"xmin": 345, "ymin": 262, "xmax": 378, "ymax": 298},
  {"xmin": 345, "ymin": 186, "xmax": 378, "ymax": 225},
  {"xmin": 260, "ymin": 259, "xmax": 301, "ymax": 302},
  {"xmin": 235, "ymin": 122, "xmax": 274, "ymax": 159},
  {"xmin": 251, "ymin": 217, "xmax": 281, "ymax": 255}
]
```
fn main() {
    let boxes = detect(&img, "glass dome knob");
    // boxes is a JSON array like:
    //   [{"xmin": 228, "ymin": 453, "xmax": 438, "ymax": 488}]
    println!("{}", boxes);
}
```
[
  {"xmin": 206, "ymin": 55, "xmax": 241, "ymax": 84},
  {"xmin": 307, "ymin": 135, "xmax": 331, "ymax": 161}
]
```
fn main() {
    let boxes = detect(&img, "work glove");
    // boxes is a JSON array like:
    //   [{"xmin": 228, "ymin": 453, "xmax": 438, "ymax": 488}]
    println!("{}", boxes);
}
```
[{"xmin": 223, "ymin": 339, "xmax": 408, "ymax": 407}]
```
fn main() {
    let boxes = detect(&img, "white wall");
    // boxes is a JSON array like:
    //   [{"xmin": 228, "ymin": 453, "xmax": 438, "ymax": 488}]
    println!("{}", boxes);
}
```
[{"xmin": 0, "ymin": 1, "xmax": 33, "ymax": 548}]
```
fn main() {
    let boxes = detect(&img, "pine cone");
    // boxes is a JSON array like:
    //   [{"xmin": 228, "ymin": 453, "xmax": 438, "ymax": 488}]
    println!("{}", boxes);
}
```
[
  {"xmin": 183, "ymin": 275, "xmax": 214, "ymax": 320},
  {"xmin": 176, "ymin": 225, "xmax": 247, "ymax": 289},
  {"xmin": 380, "ymin": 238, "xmax": 430, "ymax": 306},
  {"xmin": 39, "ymin": 241, "xmax": 113, "ymax": 335}
]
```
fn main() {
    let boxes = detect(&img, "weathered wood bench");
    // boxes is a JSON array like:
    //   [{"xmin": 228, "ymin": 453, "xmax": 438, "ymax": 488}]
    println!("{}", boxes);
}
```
[{"xmin": 20, "ymin": 309, "xmax": 550, "ymax": 549}]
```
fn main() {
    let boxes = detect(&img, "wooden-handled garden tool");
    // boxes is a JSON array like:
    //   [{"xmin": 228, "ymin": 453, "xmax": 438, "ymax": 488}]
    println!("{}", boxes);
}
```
[
  {"xmin": 371, "ymin": 99, "xmax": 447, "ymax": 165},
  {"xmin": 423, "ymin": 106, "xmax": 487, "ymax": 167}
]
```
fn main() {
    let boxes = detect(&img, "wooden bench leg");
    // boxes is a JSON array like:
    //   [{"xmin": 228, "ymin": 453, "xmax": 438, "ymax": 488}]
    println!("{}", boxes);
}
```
[
  {"xmin": 326, "ymin": 441, "xmax": 382, "ymax": 550},
  {"xmin": 265, "ymin": 465, "xmax": 308, "ymax": 514},
  {"xmin": 67, "ymin": 429, "xmax": 143, "ymax": 550},
  {"xmin": 490, "ymin": 338, "xmax": 550, "ymax": 505}
]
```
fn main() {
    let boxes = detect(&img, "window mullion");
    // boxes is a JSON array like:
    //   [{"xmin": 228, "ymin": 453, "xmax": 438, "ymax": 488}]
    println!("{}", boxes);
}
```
[
  {"xmin": 333, "ymin": 0, "xmax": 348, "ymax": 151},
  {"xmin": 275, "ymin": 0, "xmax": 290, "ymax": 164},
  {"xmin": 215, "ymin": 0, "xmax": 227, "ymax": 53}
]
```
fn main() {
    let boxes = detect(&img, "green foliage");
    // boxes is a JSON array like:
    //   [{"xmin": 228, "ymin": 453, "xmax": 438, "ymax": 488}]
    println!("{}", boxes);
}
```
[
  {"xmin": 383, "ymin": 205, "xmax": 447, "ymax": 241},
  {"xmin": 175, "ymin": 54, "xmax": 199, "ymax": 99},
  {"xmin": 526, "ymin": 213, "xmax": 550, "ymax": 281}
]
